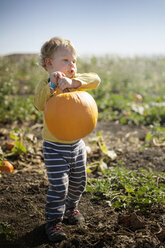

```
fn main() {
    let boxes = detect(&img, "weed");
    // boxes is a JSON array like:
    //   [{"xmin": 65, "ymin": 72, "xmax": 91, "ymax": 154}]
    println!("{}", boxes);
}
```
[
  {"xmin": 0, "ymin": 128, "xmax": 27, "ymax": 161},
  {"xmin": 86, "ymin": 167, "xmax": 165, "ymax": 210},
  {"xmin": 0, "ymin": 222, "xmax": 15, "ymax": 240},
  {"xmin": 86, "ymin": 133, "xmax": 165, "ymax": 210},
  {"xmin": 145, "ymin": 125, "xmax": 165, "ymax": 146},
  {"xmin": 87, "ymin": 132, "xmax": 117, "ymax": 174},
  {"xmin": 9, "ymin": 128, "xmax": 27, "ymax": 156}
]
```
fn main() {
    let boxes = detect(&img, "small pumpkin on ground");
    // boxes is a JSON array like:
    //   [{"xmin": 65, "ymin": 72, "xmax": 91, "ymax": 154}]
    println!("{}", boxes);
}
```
[
  {"xmin": 0, "ymin": 160, "xmax": 14, "ymax": 173},
  {"xmin": 44, "ymin": 90, "xmax": 98, "ymax": 141}
]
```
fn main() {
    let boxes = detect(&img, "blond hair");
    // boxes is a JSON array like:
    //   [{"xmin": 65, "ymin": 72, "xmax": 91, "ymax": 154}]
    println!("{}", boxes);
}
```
[{"xmin": 39, "ymin": 37, "xmax": 77, "ymax": 70}]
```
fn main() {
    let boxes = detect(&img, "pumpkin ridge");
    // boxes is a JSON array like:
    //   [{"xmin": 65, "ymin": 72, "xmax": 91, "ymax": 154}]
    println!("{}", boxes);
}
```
[{"xmin": 44, "ymin": 91, "xmax": 98, "ymax": 141}]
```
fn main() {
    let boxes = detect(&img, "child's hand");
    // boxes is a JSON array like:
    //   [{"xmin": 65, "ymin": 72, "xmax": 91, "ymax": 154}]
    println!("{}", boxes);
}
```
[
  {"xmin": 57, "ymin": 77, "xmax": 81, "ymax": 91},
  {"xmin": 50, "ymin": 71, "xmax": 65, "ymax": 86}
]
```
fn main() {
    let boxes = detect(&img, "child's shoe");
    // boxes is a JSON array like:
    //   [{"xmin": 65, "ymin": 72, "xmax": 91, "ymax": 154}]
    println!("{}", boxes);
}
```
[
  {"xmin": 65, "ymin": 209, "xmax": 85, "ymax": 224},
  {"xmin": 45, "ymin": 220, "xmax": 67, "ymax": 242}
]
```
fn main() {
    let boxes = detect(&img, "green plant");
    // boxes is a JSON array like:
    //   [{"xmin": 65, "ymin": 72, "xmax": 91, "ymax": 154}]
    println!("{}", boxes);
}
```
[
  {"xmin": 0, "ymin": 128, "xmax": 27, "ymax": 163},
  {"xmin": 86, "ymin": 132, "xmax": 165, "ymax": 210},
  {"xmin": 87, "ymin": 132, "xmax": 117, "ymax": 174},
  {"xmin": 0, "ymin": 222, "xmax": 15, "ymax": 240},
  {"xmin": 96, "ymin": 132, "xmax": 117, "ymax": 160},
  {"xmin": 86, "ymin": 167, "xmax": 165, "ymax": 210},
  {"xmin": 145, "ymin": 125, "xmax": 165, "ymax": 145},
  {"xmin": 9, "ymin": 128, "xmax": 27, "ymax": 156}
]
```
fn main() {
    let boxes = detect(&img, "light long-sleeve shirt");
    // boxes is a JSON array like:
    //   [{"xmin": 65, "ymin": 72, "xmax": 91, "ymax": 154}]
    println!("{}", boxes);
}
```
[{"xmin": 34, "ymin": 73, "xmax": 101, "ymax": 143}]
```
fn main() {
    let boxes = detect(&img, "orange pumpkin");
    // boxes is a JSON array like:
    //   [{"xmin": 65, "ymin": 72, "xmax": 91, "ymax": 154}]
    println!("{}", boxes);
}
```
[
  {"xmin": 0, "ymin": 161, "xmax": 14, "ymax": 173},
  {"xmin": 44, "ymin": 90, "xmax": 98, "ymax": 141}
]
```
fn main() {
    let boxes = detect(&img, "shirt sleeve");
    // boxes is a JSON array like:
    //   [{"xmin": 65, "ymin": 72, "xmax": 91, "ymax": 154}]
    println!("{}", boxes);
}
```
[
  {"xmin": 34, "ymin": 79, "xmax": 52, "ymax": 111},
  {"xmin": 74, "ymin": 73, "xmax": 101, "ymax": 90},
  {"xmin": 34, "ymin": 73, "xmax": 101, "ymax": 111}
]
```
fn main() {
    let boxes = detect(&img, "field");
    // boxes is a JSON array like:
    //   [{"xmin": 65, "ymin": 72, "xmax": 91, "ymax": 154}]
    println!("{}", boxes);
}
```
[{"xmin": 0, "ymin": 54, "xmax": 165, "ymax": 248}]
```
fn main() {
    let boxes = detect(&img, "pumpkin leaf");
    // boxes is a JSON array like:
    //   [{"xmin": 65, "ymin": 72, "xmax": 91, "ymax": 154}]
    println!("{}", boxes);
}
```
[
  {"xmin": 10, "ymin": 131, "xmax": 19, "ymax": 141},
  {"xmin": 86, "ymin": 168, "xmax": 92, "ymax": 174},
  {"xmin": 98, "ymin": 141, "xmax": 108, "ymax": 154},
  {"xmin": 106, "ymin": 150, "xmax": 117, "ymax": 161},
  {"xmin": 98, "ymin": 160, "xmax": 108, "ymax": 174},
  {"xmin": 11, "ymin": 141, "xmax": 27, "ymax": 155}
]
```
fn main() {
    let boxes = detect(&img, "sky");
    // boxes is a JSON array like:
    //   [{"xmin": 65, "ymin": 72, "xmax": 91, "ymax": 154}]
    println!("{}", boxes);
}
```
[{"xmin": 0, "ymin": 0, "xmax": 165, "ymax": 56}]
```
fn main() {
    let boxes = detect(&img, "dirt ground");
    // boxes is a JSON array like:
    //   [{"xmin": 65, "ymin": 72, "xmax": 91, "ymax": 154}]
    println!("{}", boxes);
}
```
[{"xmin": 0, "ymin": 121, "xmax": 165, "ymax": 248}]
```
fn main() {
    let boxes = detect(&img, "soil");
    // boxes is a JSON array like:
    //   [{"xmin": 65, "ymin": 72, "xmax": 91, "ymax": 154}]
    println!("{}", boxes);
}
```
[{"xmin": 0, "ymin": 121, "xmax": 165, "ymax": 248}]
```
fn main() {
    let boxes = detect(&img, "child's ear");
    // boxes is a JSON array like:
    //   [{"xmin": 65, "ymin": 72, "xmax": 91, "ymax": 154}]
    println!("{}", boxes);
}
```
[{"xmin": 45, "ymin": 58, "xmax": 52, "ymax": 68}]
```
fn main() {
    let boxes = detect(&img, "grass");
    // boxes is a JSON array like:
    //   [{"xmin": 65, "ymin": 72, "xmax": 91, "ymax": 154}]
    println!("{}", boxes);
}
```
[
  {"xmin": 86, "ymin": 133, "xmax": 165, "ymax": 210},
  {"xmin": 86, "ymin": 166, "xmax": 165, "ymax": 210},
  {"xmin": 0, "ymin": 222, "xmax": 15, "ymax": 240}
]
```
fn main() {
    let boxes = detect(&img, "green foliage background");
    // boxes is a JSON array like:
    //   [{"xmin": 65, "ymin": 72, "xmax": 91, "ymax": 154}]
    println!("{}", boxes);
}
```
[{"xmin": 1, "ymin": 54, "xmax": 165, "ymax": 125}]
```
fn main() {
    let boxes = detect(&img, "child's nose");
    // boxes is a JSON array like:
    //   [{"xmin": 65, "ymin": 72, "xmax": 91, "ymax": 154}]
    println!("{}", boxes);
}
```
[{"xmin": 70, "ymin": 61, "xmax": 75, "ymax": 66}]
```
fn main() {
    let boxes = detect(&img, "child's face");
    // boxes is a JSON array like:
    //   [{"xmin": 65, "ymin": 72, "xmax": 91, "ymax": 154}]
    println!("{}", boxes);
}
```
[{"xmin": 47, "ymin": 47, "xmax": 77, "ymax": 78}]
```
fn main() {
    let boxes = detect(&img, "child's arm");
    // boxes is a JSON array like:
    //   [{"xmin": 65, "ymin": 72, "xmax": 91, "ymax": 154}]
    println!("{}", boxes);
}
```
[
  {"xmin": 34, "ymin": 73, "xmax": 101, "ymax": 111},
  {"xmin": 55, "ymin": 73, "xmax": 101, "ymax": 91},
  {"xmin": 50, "ymin": 72, "xmax": 101, "ymax": 92},
  {"xmin": 74, "ymin": 73, "xmax": 101, "ymax": 90}
]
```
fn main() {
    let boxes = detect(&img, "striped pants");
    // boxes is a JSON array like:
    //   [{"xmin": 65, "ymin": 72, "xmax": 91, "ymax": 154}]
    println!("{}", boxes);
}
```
[{"xmin": 43, "ymin": 139, "xmax": 87, "ymax": 222}]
